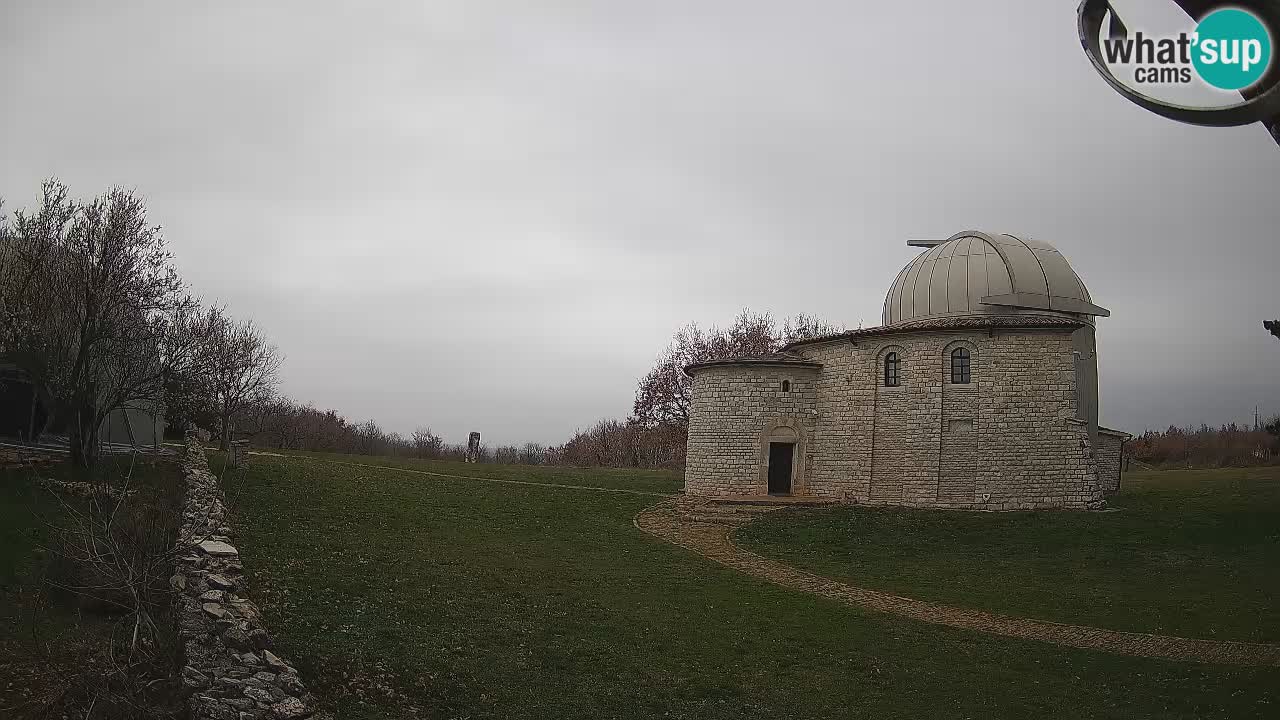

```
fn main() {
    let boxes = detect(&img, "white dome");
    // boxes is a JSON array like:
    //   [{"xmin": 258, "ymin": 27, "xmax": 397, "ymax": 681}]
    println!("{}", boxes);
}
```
[{"xmin": 882, "ymin": 231, "xmax": 1108, "ymax": 327}]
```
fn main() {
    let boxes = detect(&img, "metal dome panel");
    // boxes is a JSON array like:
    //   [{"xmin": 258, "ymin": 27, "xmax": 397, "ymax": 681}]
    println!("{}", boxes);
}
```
[{"xmin": 883, "ymin": 231, "xmax": 1109, "ymax": 326}]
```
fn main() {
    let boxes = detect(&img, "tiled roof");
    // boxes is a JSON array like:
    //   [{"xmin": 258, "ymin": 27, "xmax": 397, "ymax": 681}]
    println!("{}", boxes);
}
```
[
  {"xmin": 782, "ymin": 314, "xmax": 1085, "ymax": 350},
  {"xmin": 684, "ymin": 352, "xmax": 823, "ymax": 376}
]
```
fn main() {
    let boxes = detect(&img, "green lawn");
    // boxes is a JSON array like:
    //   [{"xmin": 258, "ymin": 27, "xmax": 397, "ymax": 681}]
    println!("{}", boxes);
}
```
[
  {"xmin": 220, "ymin": 454, "xmax": 1279, "ymax": 720},
  {"xmin": 737, "ymin": 467, "xmax": 1280, "ymax": 644},
  {"xmin": 279, "ymin": 450, "xmax": 684, "ymax": 494}
]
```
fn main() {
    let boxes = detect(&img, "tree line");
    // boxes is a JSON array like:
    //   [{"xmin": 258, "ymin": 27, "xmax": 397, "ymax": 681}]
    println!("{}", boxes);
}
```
[
  {"xmin": 186, "ymin": 304, "xmax": 842, "ymax": 468},
  {"xmin": 0, "ymin": 182, "xmax": 846, "ymax": 472},
  {"xmin": 9, "ymin": 178, "xmax": 1275, "ymax": 472},
  {"xmin": 247, "ymin": 310, "xmax": 843, "ymax": 468},
  {"xmin": 0, "ymin": 180, "xmax": 283, "ymax": 467},
  {"xmin": 1130, "ymin": 421, "xmax": 1280, "ymax": 468}
]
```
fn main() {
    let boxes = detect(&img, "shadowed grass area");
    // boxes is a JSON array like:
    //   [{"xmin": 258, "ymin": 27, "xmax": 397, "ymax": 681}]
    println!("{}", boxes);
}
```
[
  {"xmin": 737, "ymin": 467, "xmax": 1280, "ymax": 643},
  {"xmin": 220, "ymin": 454, "xmax": 1278, "ymax": 720},
  {"xmin": 0, "ymin": 453, "xmax": 185, "ymax": 718}
]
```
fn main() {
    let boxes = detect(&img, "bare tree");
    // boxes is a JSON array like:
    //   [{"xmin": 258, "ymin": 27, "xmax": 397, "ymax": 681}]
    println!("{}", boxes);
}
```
[
  {"xmin": 200, "ymin": 307, "xmax": 281, "ymax": 450},
  {"xmin": 1, "ymin": 181, "xmax": 202, "ymax": 467},
  {"xmin": 782, "ymin": 312, "xmax": 844, "ymax": 344},
  {"xmin": 355, "ymin": 419, "xmax": 384, "ymax": 455},
  {"xmin": 494, "ymin": 445, "xmax": 520, "ymax": 464},
  {"xmin": 519, "ymin": 442, "xmax": 546, "ymax": 465},
  {"xmin": 0, "ymin": 183, "xmax": 78, "ymax": 440},
  {"xmin": 632, "ymin": 309, "xmax": 842, "ymax": 430}
]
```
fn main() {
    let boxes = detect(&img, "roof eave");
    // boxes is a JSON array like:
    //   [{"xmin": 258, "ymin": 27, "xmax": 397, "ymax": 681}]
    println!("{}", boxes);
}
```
[
  {"xmin": 683, "ymin": 359, "xmax": 824, "ymax": 377},
  {"xmin": 781, "ymin": 315, "xmax": 1087, "ymax": 351}
]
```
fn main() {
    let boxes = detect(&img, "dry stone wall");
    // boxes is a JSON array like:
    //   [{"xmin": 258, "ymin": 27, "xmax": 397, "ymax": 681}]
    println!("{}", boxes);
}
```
[
  {"xmin": 685, "ymin": 327, "xmax": 1106, "ymax": 510},
  {"xmin": 173, "ymin": 436, "xmax": 325, "ymax": 720}
]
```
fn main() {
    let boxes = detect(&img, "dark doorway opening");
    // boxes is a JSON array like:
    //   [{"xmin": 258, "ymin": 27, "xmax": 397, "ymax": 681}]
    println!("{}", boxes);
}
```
[
  {"xmin": 767, "ymin": 442, "xmax": 794, "ymax": 495},
  {"xmin": 0, "ymin": 378, "xmax": 45, "ymax": 441}
]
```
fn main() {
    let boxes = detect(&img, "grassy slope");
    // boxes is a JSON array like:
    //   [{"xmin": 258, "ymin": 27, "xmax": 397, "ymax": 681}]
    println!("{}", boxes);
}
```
[
  {"xmin": 222, "ymin": 455, "xmax": 1278, "ymax": 720},
  {"xmin": 282, "ymin": 451, "xmax": 684, "ymax": 494},
  {"xmin": 737, "ymin": 467, "xmax": 1280, "ymax": 643}
]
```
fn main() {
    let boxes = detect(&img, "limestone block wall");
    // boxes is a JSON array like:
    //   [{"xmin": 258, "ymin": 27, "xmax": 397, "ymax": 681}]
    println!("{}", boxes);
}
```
[
  {"xmin": 1096, "ymin": 429, "xmax": 1128, "ymax": 494},
  {"xmin": 798, "ymin": 343, "xmax": 876, "ymax": 500},
  {"xmin": 868, "ymin": 341, "xmax": 946, "ymax": 505},
  {"xmin": 967, "ymin": 332, "xmax": 1100, "ymax": 510},
  {"xmin": 687, "ymin": 326, "xmax": 1107, "ymax": 510},
  {"xmin": 939, "ymin": 356, "xmax": 980, "ymax": 505},
  {"xmin": 684, "ymin": 365, "xmax": 818, "ymax": 496}
]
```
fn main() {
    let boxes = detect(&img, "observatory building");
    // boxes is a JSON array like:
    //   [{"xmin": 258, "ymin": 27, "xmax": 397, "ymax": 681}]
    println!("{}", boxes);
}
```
[{"xmin": 683, "ymin": 231, "xmax": 1127, "ymax": 510}]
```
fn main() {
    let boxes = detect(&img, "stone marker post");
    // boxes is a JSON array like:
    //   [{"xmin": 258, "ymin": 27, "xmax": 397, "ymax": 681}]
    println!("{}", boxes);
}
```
[
  {"xmin": 465, "ymin": 432, "xmax": 481, "ymax": 463},
  {"xmin": 229, "ymin": 440, "xmax": 250, "ymax": 469}
]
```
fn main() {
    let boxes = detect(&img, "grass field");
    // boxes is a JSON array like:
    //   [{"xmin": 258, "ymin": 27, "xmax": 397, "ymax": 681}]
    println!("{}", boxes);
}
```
[
  {"xmin": 283, "ymin": 450, "xmax": 684, "ymax": 494},
  {"xmin": 737, "ymin": 466, "xmax": 1280, "ymax": 643},
  {"xmin": 218, "ymin": 453, "xmax": 1280, "ymax": 719}
]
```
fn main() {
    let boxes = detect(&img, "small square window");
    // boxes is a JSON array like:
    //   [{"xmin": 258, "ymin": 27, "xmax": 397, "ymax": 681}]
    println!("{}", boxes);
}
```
[{"xmin": 781, "ymin": 380, "xmax": 791, "ymax": 392}]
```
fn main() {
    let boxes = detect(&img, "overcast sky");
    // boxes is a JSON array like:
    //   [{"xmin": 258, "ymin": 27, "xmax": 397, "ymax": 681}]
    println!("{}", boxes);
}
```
[{"xmin": 2, "ymin": 1, "xmax": 1277, "ymax": 445}]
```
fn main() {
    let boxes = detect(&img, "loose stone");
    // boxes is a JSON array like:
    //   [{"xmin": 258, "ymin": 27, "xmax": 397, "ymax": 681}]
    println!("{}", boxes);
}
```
[
  {"xmin": 207, "ymin": 573, "xmax": 236, "ymax": 590},
  {"xmin": 202, "ymin": 603, "xmax": 230, "ymax": 620},
  {"xmin": 261, "ymin": 649, "xmax": 289, "ymax": 672},
  {"xmin": 199, "ymin": 539, "xmax": 240, "ymax": 557},
  {"xmin": 269, "ymin": 696, "xmax": 313, "ymax": 720}
]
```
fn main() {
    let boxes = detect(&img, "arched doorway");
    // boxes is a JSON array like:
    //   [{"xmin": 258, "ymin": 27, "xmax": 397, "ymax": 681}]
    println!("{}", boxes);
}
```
[{"xmin": 765, "ymin": 424, "xmax": 799, "ymax": 495}]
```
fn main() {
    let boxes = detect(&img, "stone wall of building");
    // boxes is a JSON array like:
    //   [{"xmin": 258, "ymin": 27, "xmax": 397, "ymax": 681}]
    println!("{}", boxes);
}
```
[
  {"xmin": 684, "ymin": 365, "xmax": 818, "ymax": 496},
  {"xmin": 938, "ymin": 348, "xmax": 981, "ymax": 505},
  {"xmin": 173, "ymin": 436, "xmax": 324, "ymax": 720},
  {"xmin": 685, "ymin": 327, "xmax": 1106, "ymax": 510},
  {"xmin": 1096, "ymin": 428, "xmax": 1128, "ymax": 494}
]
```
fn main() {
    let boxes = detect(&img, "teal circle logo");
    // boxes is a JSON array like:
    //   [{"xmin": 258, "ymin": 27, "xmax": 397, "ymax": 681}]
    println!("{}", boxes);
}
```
[{"xmin": 1192, "ymin": 8, "xmax": 1273, "ymax": 90}]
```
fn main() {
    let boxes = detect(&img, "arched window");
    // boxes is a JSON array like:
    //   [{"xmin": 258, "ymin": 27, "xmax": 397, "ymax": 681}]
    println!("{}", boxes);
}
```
[
  {"xmin": 951, "ymin": 347, "xmax": 971, "ymax": 384},
  {"xmin": 781, "ymin": 380, "xmax": 791, "ymax": 392},
  {"xmin": 883, "ymin": 352, "xmax": 900, "ymax": 387}
]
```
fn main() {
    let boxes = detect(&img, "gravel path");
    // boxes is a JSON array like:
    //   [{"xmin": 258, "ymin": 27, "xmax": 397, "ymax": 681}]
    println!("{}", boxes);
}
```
[{"xmin": 635, "ymin": 497, "xmax": 1280, "ymax": 667}]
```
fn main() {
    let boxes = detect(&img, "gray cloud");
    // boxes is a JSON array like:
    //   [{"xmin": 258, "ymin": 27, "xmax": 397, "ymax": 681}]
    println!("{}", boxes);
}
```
[{"xmin": 3, "ymin": 0, "xmax": 1277, "ymax": 444}]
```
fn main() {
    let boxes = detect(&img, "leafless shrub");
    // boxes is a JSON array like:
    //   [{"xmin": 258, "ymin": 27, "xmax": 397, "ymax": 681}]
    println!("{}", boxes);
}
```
[
  {"xmin": 493, "ymin": 445, "xmax": 520, "ymax": 464},
  {"xmin": 518, "ymin": 442, "xmax": 546, "ymax": 465},
  {"xmin": 412, "ymin": 426, "xmax": 444, "ymax": 459},
  {"xmin": 19, "ymin": 458, "xmax": 188, "ymax": 718}
]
